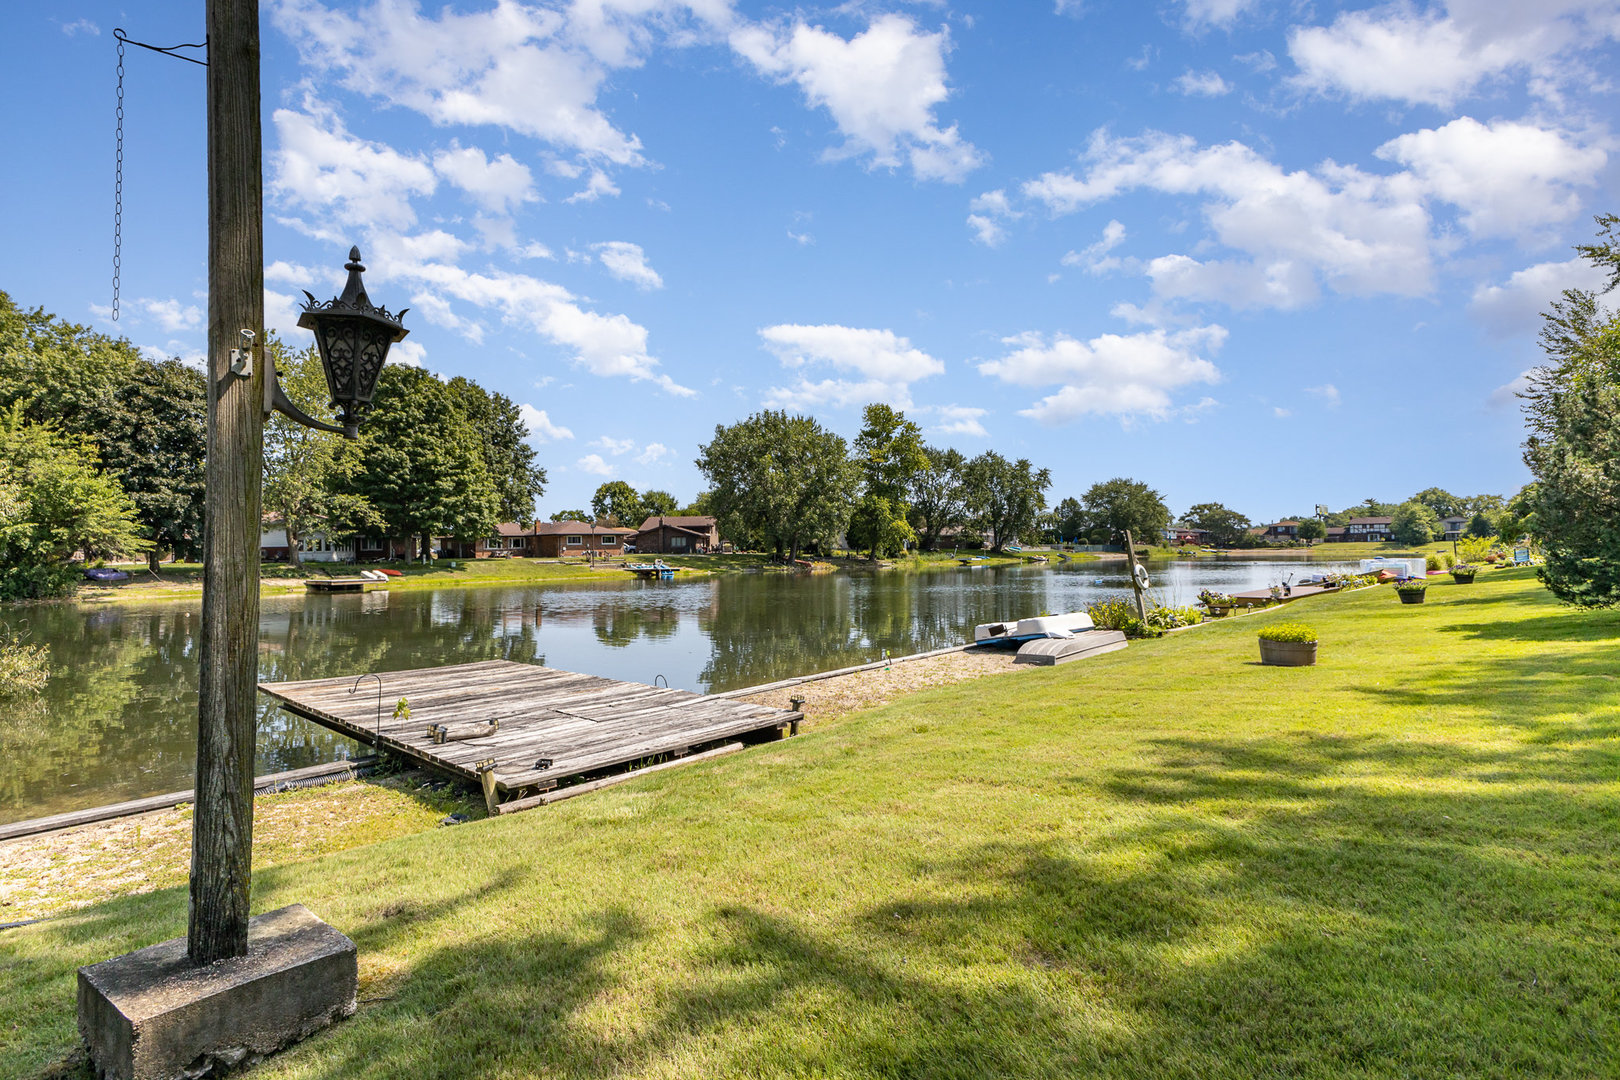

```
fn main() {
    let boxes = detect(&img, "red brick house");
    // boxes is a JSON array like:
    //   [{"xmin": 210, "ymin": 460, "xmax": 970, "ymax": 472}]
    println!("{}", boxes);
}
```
[
  {"xmin": 532, "ymin": 520, "xmax": 636, "ymax": 557},
  {"xmin": 634, "ymin": 515, "xmax": 720, "ymax": 555}
]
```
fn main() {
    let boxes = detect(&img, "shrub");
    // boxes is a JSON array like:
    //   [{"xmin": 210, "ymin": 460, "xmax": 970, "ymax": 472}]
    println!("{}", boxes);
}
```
[
  {"xmin": 1395, "ymin": 580, "xmax": 1428, "ymax": 593},
  {"xmin": 1087, "ymin": 597, "xmax": 1163, "ymax": 638},
  {"xmin": 1257, "ymin": 622, "xmax": 1317, "ymax": 643},
  {"xmin": 1425, "ymin": 553, "xmax": 1442, "ymax": 571},
  {"xmin": 1146, "ymin": 604, "xmax": 1204, "ymax": 630}
]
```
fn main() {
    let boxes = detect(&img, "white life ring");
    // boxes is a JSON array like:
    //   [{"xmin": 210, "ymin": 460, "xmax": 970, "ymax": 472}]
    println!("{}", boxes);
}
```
[{"xmin": 1133, "ymin": 563, "xmax": 1151, "ymax": 590}]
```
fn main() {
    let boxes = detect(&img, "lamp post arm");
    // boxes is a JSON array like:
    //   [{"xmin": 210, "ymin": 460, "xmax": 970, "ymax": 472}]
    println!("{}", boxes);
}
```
[{"xmin": 263, "ymin": 356, "xmax": 356, "ymax": 438}]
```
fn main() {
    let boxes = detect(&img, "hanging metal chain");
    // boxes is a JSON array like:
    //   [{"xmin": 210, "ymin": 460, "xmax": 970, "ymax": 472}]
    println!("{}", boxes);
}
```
[
  {"xmin": 113, "ymin": 34, "xmax": 124, "ymax": 320},
  {"xmin": 110, "ymin": 29, "xmax": 207, "ymax": 322}
]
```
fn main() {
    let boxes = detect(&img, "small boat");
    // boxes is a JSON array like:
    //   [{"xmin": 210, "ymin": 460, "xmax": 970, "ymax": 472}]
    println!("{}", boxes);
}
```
[
  {"xmin": 83, "ymin": 567, "xmax": 131, "ymax": 582},
  {"xmin": 957, "ymin": 556, "xmax": 989, "ymax": 567},
  {"xmin": 973, "ymin": 611, "xmax": 1095, "ymax": 645},
  {"xmin": 624, "ymin": 560, "xmax": 678, "ymax": 580}
]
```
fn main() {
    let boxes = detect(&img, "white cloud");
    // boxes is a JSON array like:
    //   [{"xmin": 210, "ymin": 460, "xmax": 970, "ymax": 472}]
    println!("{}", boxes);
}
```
[
  {"xmin": 265, "ymin": 260, "xmax": 320, "ymax": 288},
  {"xmin": 264, "ymin": 289, "xmax": 304, "ymax": 336},
  {"xmin": 269, "ymin": 0, "xmax": 675, "ymax": 171},
  {"xmin": 592, "ymin": 435, "xmax": 635, "ymax": 455},
  {"xmin": 432, "ymin": 142, "xmax": 538, "ymax": 213},
  {"xmin": 979, "ymin": 324, "xmax": 1226, "ymax": 424},
  {"xmin": 925, "ymin": 404, "xmax": 990, "ymax": 438},
  {"xmin": 1023, "ymin": 129, "xmax": 1434, "ymax": 309},
  {"xmin": 1173, "ymin": 69, "xmax": 1232, "ymax": 96},
  {"xmin": 270, "ymin": 105, "xmax": 437, "ymax": 230},
  {"xmin": 635, "ymin": 442, "xmax": 671, "ymax": 464},
  {"xmin": 389, "ymin": 340, "xmax": 428, "ymax": 368},
  {"xmin": 787, "ymin": 229, "xmax": 815, "ymax": 245},
  {"xmin": 1376, "ymin": 117, "xmax": 1606, "ymax": 241},
  {"xmin": 576, "ymin": 453, "xmax": 615, "ymax": 476},
  {"xmin": 1272, "ymin": 406, "xmax": 1291, "ymax": 418},
  {"xmin": 731, "ymin": 14, "xmax": 983, "ymax": 182},
  {"xmin": 1181, "ymin": 0, "xmax": 1261, "ymax": 29},
  {"xmin": 1305, "ymin": 383, "xmax": 1342, "ymax": 408},
  {"xmin": 520, "ymin": 403, "xmax": 574, "ymax": 442},
  {"xmin": 62, "ymin": 18, "xmax": 100, "ymax": 36},
  {"xmin": 967, "ymin": 189, "xmax": 1020, "ymax": 246},
  {"xmin": 1287, "ymin": 1, "xmax": 1620, "ymax": 108},
  {"xmin": 566, "ymin": 169, "xmax": 621, "ymax": 203},
  {"xmin": 1470, "ymin": 257, "xmax": 1614, "ymax": 335},
  {"xmin": 136, "ymin": 298, "xmax": 203, "ymax": 333},
  {"xmin": 1060, "ymin": 219, "xmax": 1127, "ymax": 274},
  {"xmin": 363, "ymin": 235, "xmax": 694, "ymax": 396},
  {"xmin": 760, "ymin": 323, "xmax": 945, "ymax": 408},
  {"xmin": 592, "ymin": 241, "xmax": 664, "ymax": 289},
  {"xmin": 1490, "ymin": 370, "xmax": 1536, "ymax": 407}
]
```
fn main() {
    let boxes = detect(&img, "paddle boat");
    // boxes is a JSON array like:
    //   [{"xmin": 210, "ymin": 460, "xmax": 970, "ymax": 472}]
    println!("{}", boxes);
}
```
[{"xmin": 973, "ymin": 611, "xmax": 1095, "ymax": 645}]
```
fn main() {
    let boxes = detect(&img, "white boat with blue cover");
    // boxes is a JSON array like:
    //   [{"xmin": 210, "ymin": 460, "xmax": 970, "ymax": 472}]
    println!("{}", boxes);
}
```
[{"xmin": 973, "ymin": 611, "xmax": 1095, "ymax": 645}]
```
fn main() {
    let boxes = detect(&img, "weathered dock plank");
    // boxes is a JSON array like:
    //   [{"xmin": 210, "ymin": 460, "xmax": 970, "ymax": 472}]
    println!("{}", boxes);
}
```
[{"xmin": 258, "ymin": 660, "xmax": 799, "ymax": 811}]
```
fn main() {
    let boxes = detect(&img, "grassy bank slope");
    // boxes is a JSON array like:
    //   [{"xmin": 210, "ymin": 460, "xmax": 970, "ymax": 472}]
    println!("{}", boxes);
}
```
[{"xmin": 6, "ymin": 569, "xmax": 1617, "ymax": 1078}]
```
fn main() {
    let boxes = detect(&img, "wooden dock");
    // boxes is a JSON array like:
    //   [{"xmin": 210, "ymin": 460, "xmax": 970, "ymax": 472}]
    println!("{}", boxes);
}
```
[
  {"xmin": 258, "ymin": 660, "xmax": 799, "ymax": 814},
  {"xmin": 304, "ymin": 577, "xmax": 375, "ymax": 593}
]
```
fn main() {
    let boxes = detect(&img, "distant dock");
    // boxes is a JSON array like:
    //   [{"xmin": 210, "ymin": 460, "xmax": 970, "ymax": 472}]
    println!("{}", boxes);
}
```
[{"xmin": 259, "ymin": 660, "xmax": 800, "ymax": 814}]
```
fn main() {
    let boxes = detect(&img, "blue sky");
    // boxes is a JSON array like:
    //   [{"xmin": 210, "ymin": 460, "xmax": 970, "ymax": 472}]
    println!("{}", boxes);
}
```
[{"xmin": 3, "ymin": 1, "xmax": 1617, "ymax": 523}]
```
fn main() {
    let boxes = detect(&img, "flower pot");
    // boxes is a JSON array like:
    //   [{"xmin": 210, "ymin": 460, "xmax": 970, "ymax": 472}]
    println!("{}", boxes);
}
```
[
  {"xmin": 1451, "ymin": 571, "xmax": 1475, "ymax": 584},
  {"xmin": 1259, "ymin": 639, "xmax": 1317, "ymax": 666},
  {"xmin": 1397, "ymin": 590, "xmax": 1426, "ymax": 604}
]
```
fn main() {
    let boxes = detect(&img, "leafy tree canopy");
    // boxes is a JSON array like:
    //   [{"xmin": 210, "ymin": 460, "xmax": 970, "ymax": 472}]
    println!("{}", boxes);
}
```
[
  {"xmin": 964, "ymin": 452, "xmax": 1052, "ymax": 551},
  {"xmin": 1182, "ymin": 502, "xmax": 1251, "ymax": 547},
  {"xmin": 696, "ymin": 410, "xmax": 857, "ymax": 561},
  {"xmin": 591, "ymin": 481, "xmax": 644, "ymax": 527},
  {"xmin": 1296, "ymin": 517, "xmax": 1327, "ymax": 542},
  {"xmin": 906, "ymin": 446, "xmax": 970, "ymax": 551},
  {"xmin": 640, "ymin": 489, "xmax": 680, "ymax": 517},
  {"xmin": 1408, "ymin": 487, "xmax": 1465, "ymax": 519},
  {"xmin": 1390, "ymin": 501, "xmax": 1442, "ymax": 546},
  {"xmin": 1081, "ymin": 477, "xmax": 1170, "ymax": 546},
  {"xmin": 446, "ymin": 376, "xmax": 547, "ymax": 522},
  {"xmin": 342, "ymin": 366, "xmax": 501, "ymax": 557}
]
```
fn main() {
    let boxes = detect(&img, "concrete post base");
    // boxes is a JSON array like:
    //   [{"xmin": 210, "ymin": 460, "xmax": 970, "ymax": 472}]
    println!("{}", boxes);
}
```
[{"xmin": 78, "ymin": 904, "xmax": 357, "ymax": 1080}]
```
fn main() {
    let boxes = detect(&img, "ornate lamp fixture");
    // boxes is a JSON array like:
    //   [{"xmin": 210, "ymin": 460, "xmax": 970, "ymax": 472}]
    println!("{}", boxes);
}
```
[{"xmin": 281, "ymin": 246, "xmax": 409, "ymax": 438}]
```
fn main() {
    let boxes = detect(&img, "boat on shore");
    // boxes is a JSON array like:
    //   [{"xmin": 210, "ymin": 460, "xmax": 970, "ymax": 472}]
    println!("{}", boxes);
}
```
[{"xmin": 973, "ymin": 611, "xmax": 1095, "ymax": 645}]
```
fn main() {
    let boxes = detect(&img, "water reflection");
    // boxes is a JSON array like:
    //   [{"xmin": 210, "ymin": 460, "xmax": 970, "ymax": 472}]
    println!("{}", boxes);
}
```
[{"xmin": 0, "ymin": 557, "xmax": 1357, "ymax": 823}]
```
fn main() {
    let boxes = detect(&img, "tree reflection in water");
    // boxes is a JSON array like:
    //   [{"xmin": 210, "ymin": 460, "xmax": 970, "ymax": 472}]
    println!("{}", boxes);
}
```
[{"xmin": 3, "ymin": 559, "xmax": 1363, "ymax": 823}]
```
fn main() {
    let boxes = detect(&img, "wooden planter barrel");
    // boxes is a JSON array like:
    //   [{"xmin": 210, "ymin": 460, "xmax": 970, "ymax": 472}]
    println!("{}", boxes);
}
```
[
  {"xmin": 1259, "ymin": 639, "xmax": 1317, "ymax": 666},
  {"xmin": 1397, "ymin": 590, "xmax": 1427, "ymax": 604}
]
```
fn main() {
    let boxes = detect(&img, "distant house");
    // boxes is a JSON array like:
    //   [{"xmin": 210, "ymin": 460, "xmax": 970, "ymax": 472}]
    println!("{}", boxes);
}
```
[
  {"xmin": 532, "ymin": 520, "xmax": 636, "ymax": 557},
  {"xmin": 259, "ymin": 523, "xmax": 354, "ymax": 562},
  {"xmin": 1324, "ymin": 525, "xmax": 1348, "ymax": 543},
  {"xmin": 1263, "ymin": 520, "xmax": 1300, "ymax": 541},
  {"xmin": 1439, "ymin": 514, "xmax": 1469, "ymax": 540},
  {"xmin": 634, "ymin": 515, "xmax": 720, "ymax": 555},
  {"xmin": 1344, "ymin": 516, "xmax": 1394, "ymax": 542},
  {"xmin": 1164, "ymin": 524, "xmax": 1210, "ymax": 545}
]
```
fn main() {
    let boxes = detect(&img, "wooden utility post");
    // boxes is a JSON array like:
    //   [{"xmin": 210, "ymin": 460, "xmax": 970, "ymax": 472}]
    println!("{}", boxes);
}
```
[
  {"xmin": 189, "ymin": 0, "xmax": 265, "ymax": 965},
  {"xmin": 1122, "ymin": 529, "xmax": 1148, "ymax": 624}
]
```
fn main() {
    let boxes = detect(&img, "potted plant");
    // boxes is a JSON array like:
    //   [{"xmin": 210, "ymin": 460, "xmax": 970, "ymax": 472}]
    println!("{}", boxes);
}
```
[
  {"xmin": 1395, "ymin": 580, "xmax": 1428, "ymax": 604},
  {"xmin": 1257, "ymin": 622, "xmax": 1318, "ymax": 666},
  {"xmin": 1450, "ymin": 563, "xmax": 1476, "ymax": 584}
]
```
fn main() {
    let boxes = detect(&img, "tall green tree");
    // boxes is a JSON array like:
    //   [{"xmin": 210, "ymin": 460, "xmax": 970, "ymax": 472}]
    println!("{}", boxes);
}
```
[
  {"xmin": 1182, "ymin": 502, "xmax": 1251, "ymax": 547},
  {"xmin": 963, "ymin": 452, "xmax": 1052, "ymax": 552},
  {"xmin": 263, "ymin": 337, "xmax": 380, "ymax": 567},
  {"xmin": 1466, "ymin": 512, "xmax": 1495, "ymax": 538},
  {"xmin": 1408, "ymin": 487, "xmax": 1465, "ymax": 519},
  {"xmin": 591, "ymin": 481, "xmax": 645, "ymax": 527},
  {"xmin": 1521, "ymin": 217, "xmax": 1620, "ymax": 604},
  {"xmin": 1296, "ymin": 517, "xmax": 1327, "ymax": 543},
  {"xmin": 847, "ymin": 495, "xmax": 916, "ymax": 558},
  {"xmin": 1052, "ymin": 496, "xmax": 1088, "ymax": 543},
  {"xmin": 1081, "ymin": 477, "xmax": 1170, "ymax": 546},
  {"xmin": 446, "ymin": 377, "xmax": 547, "ymax": 522},
  {"xmin": 97, "ymin": 358, "xmax": 208, "ymax": 570},
  {"xmin": 0, "ymin": 409, "xmax": 148, "ymax": 598},
  {"xmin": 907, "ymin": 446, "xmax": 970, "ymax": 551},
  {"xmin": 852, "ymin": 404, "xmax": 927, "ymax": 560},
  {"xmin": 696, "ymin": 411, "xmax": 857, "ymax": 562},
  {"xmin": 550, "ymin": 509, "xmax": 589, "ymax": 523},
  {"xmin": 0, "ymin": 292, "xmax": 141, "ymax": 440},
  {"xmin": 640, "ymin": 489, "xmax": 680, "ymax": 518},
  {"xmin": 1390, "ymin": 501, "xmax": 1442, "ymax": 546},
  {"xmin": 342, "ymin": 366, "xmax": 501, "ymax": 559}
]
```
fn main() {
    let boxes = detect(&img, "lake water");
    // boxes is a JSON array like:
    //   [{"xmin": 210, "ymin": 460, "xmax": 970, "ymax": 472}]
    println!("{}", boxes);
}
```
[{"xmin": 0, "ymin": 557, "xmax": 1363, "ymax": 824}]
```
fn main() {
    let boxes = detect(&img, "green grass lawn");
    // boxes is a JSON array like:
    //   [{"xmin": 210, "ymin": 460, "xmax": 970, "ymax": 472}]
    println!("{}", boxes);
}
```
[{"xmin": 6, "ymin": 568, "xmax": 1616, "ymax": 1078}]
